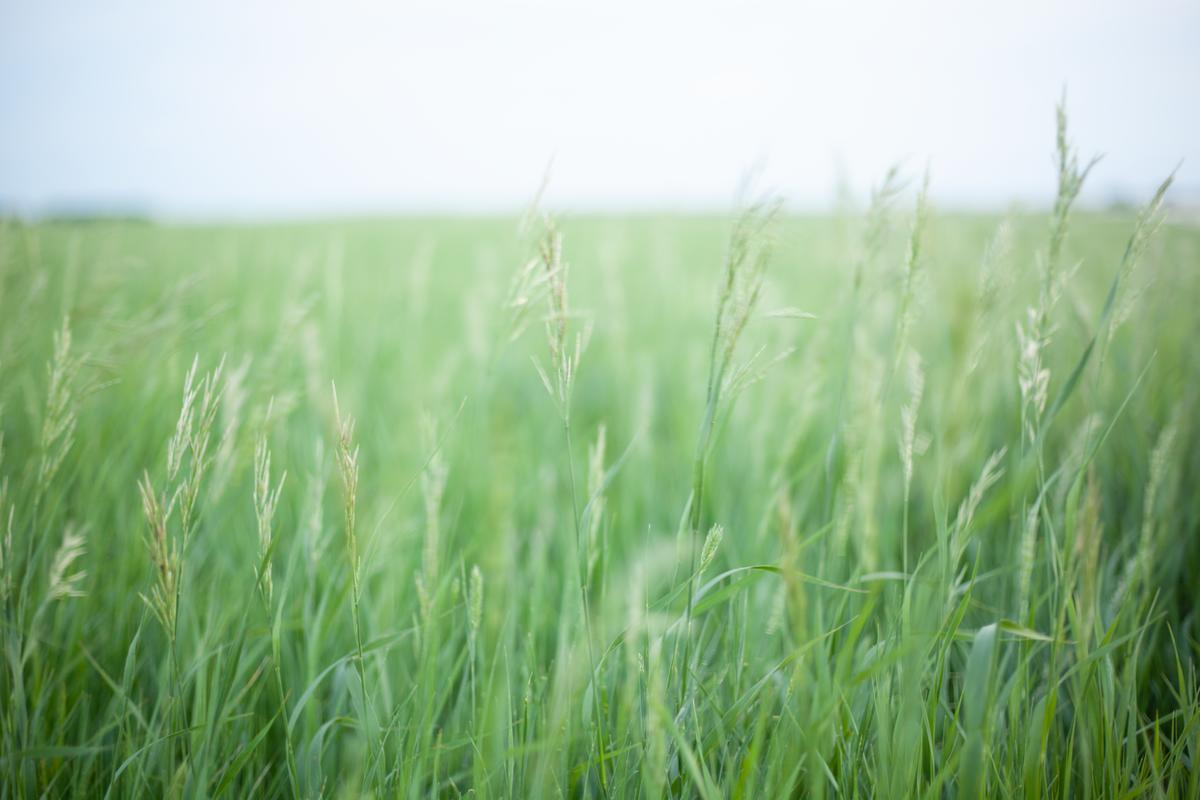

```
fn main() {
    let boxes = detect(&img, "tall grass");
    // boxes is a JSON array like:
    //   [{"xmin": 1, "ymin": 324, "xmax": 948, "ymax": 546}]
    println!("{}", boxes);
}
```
[{"xmin": 0, "ymin": 109, "xmax": 1198, "ymax": 798}]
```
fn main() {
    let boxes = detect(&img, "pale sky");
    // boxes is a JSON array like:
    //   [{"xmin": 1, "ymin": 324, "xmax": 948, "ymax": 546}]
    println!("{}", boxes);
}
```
[{"xmin": 2, "ymin": 0, "xmax": 1197, "ymax": 216}]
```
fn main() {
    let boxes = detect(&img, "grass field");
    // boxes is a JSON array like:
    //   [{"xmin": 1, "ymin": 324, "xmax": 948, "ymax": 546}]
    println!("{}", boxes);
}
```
[{"xmin": 2, "ymin": 121, "xmax": 1199, "ymax": 798}]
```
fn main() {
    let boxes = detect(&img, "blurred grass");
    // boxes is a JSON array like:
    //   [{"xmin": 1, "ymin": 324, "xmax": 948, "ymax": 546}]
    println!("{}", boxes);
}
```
[{"xmin": 1, "ymin": 198, "xmax": 1198, "ymax": 797}]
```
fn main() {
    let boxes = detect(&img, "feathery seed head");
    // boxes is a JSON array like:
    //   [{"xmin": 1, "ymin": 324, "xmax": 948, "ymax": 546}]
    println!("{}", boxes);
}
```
[
  {"xmin": 38, "ymin": 316, "xmax": 81, "ymax": 491},
  {"xmin": 468, "ymin": 564, "xmax": 484, "ymax": 638},
  {"xmin": 331, "ymin": 383, "xmax": 362, "ymax": 594},
  {"xmin": 253, "ymin": 411, "xmax": 286, "ymax": 603},
  {"xmin": 48, "ymin": 524, "xmax": 87, "ymax": 600},
  {"xmin": 700, "ymin": 524, "xmax": 724, "ymax": 574},
  {"xmin": 898, "ymin": 353, "xmax": 926, "ymax": 489}
]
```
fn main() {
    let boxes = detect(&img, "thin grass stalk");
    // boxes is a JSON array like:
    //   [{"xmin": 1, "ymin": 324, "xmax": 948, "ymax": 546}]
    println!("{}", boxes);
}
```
[
  {"xmin": 332, "ymin": 384, "xmax": 375, "ymax": 790},
  {"xmin": 252, "ymin": 419, "xmax": 300, "ymax": 800},
  {"xmin": 679, "ymin": 198, "xmax": 777, "ymax": 710},
  {"xmin": 530, "ymin": 216, "xmax": 609, "ymax": 796}
]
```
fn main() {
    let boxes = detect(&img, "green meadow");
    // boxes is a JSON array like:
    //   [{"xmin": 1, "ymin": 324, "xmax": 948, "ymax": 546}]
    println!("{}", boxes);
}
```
[{"xmin": 1, "ymin": 122, "xmax": 1198, "ymax": 797}]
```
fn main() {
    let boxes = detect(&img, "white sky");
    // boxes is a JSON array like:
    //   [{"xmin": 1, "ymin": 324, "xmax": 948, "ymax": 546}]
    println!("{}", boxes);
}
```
[{"xmin": 2, "ymin": 0, "xmax": 1197, "ymax": 216}]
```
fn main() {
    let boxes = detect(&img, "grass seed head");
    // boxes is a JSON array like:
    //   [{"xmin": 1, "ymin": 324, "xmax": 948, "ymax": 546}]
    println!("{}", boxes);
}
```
[
  {"xmin": 38, "ymin": 316, "xmax": 80, "ymax": 492},
  {"xmin": 700, "ymin": 524, "xmax": 724, "ymax": 574},
  {"xmin": 48, "ymin": 523, "xmax": 87, "ymax": 600},
  {"xmin": 253, "ymin": 409, "xmax": 286, "ymax": 603},
  {"xmin": 468, "ymin": 564, "xmax": 483, "ymax": 640}
]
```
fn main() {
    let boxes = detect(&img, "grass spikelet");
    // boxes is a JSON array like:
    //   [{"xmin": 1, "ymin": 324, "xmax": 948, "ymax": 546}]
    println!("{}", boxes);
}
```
[
  {"xmin": 1133, "ymin": 413, "xmax": 1179, "ymax": 594},
  {"xmin": 709, "ymin": 198, "xmax": 781, "ymax": 391},
  {"xmin": 332, "ymin": 383, "xmax": 360, "ymax": 587},
  {"xmin": 855, "ymin": 164, "xmax": 907, "ymax": 287},
  {"xmin": 466, "ymin": 562, "xmax": 484, "ymax": 722},
  {"xmin": 1107, "ymin": 170, "xmax": 1176, "ymax": 343},
  {"xmin": 417, "ymin": 413, "xmax": 448, "ymax": 624},
  {"xmin": 699, "ymin": 523, "xmax": 724, "ymax": 575},
  {"xmin": 967, "ymin": 221, "xmax": 1013, "ymax": 374},
  {"xmin": 253, "ymin": 405, "xmax": 286, "ymax": 603},
  {"xmin": 37, "ymin": 316, "xmax": 80, "ymax": 494},
  {"xmin": 532, "ymin": 215, "xmax": 591, "ymax": 423},
  {"xmin": 504, "ymin": 252, "xmax": 555, "ymax": 344},
  {"xmin": 694, "ymin": 194, "xmax": 782, "ymax": 501},
  {"xmin": 209, "ymin": 356, "xmax": 251, "ymax": 501},
  {"xmin": 171, "ymin": 356, "xmax": 226, "ymax": 544},
  {"xmin": 839, "ymin": 343, "xmax": 886, "ymax": 571},
  {"xmin": 303, "ymin": 438, "xmax": 328, "ymax": 578},
  {"xmin": 47, "ymin": 523, "xmax": 86, "ymax": 600},
  {"xmin": 585, "ymin": 423, "xmax": 607, "ymax": 583},
  {"xmin": 1016, "ymin": 308, "xmax": 1051, "ymax": 448},
  {"xmin": 1018, "ymin": 99, "xmax": 1093, "ymax": 461},
  {"xmin": 888, "ymin": 168, "xmax": 932, "ymax": 384},
  {"xmin": 897, "ymin": 352, "xmax": 926, "ymax": 567},
  {"xmin": 166, "ymin": 357, "xmax": 201, "ymax": 482},
  {"xmin": 138, "ymin": 470, "xmax": 176, "ymax": 633},
  {"xmin": 1073, "ymin": 469, "xmax": 1102, "ymax": 636},
  {"xmin": 1047, "ymin": 94, "xmax": 1101, "ymax": 283},
  {"xmin": 950, "ymin": 447, "xmax": 1006, "ymax": 565},
  {"xmin": 898, "ymin": 352, "xmax": 925, "ymax": 492},
  {"xmin": 1017, "ymin": 496, "xmax": 1042, "ymax": 622},
  {"xmin": 137, "ymin": 356, "xmax": 226, "ymax": 639},
  {"xmin": 468, "ymin": 563, "xmax": 483, "ymax": 639}
]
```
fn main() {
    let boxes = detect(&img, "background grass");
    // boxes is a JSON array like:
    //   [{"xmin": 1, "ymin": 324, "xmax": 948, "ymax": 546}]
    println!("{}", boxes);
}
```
[{"xmin": 1, "ymin": 160, "xmax": 1199, "ymax": 795}]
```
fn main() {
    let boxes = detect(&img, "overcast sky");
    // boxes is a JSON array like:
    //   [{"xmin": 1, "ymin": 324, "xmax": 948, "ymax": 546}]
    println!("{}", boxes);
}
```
[{"xmin": 2, "ymin": 0, "xmax": 1197, "ymax": 216}]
